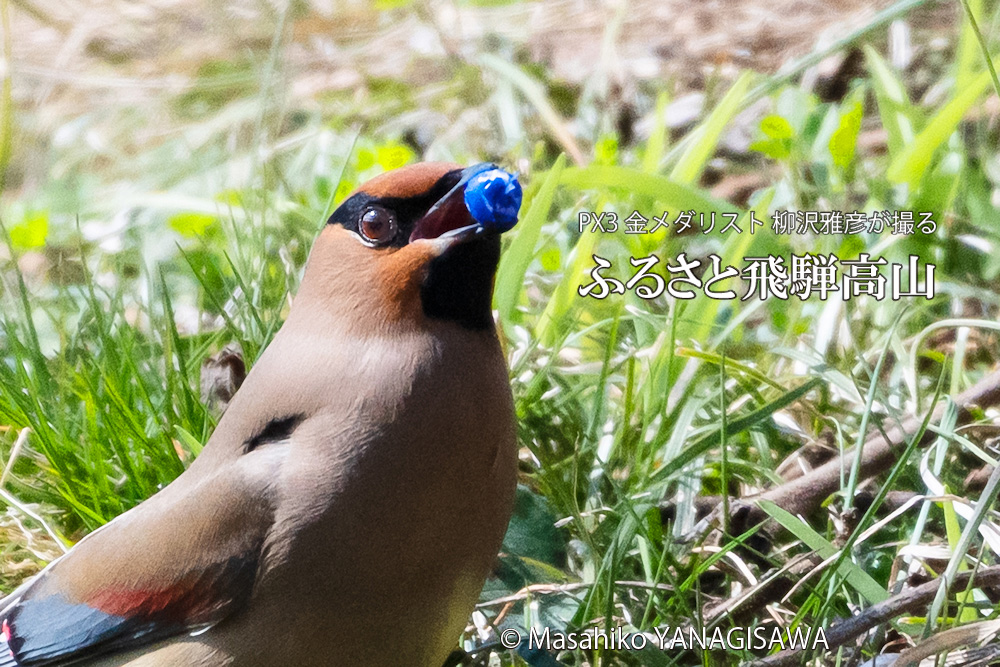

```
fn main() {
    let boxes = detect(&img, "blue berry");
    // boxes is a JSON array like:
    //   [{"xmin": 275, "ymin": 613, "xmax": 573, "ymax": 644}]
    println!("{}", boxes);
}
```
[{"xmin": 464, "ymin": 169, "xmax": 522, "ymax": 232}]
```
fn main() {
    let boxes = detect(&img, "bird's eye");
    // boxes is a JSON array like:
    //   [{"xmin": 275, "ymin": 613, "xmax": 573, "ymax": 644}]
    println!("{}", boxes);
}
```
[{"xmin": 359, "ymin": 206, "xmax": 398, "ymax": 246}]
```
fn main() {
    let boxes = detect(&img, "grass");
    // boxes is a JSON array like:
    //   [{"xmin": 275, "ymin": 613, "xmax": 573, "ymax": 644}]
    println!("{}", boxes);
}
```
[{"xmin": 2, "ymin": 1, "xmax": 1000, "ymax": 665}]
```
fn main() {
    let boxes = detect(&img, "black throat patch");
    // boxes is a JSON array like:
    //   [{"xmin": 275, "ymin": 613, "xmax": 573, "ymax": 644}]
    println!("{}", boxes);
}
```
[{"xmin": 420, "ymin": 234, "xmax": 501, "ymax": 331}]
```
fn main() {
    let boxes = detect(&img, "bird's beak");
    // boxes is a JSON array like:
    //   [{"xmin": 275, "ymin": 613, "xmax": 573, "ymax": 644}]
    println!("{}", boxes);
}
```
[{"xmin": 409, "ymin": 163, "xmax": 496, "ymax": 245}]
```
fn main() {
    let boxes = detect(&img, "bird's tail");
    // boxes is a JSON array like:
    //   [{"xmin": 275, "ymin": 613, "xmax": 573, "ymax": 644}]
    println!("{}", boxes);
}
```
[{"xmin": 0, "ymin": 615, "xmax": 19, "ymax": 667}]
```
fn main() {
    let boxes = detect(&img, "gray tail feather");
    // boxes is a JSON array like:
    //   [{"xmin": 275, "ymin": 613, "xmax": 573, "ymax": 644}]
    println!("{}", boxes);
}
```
[{"xmin": 0, "ymin": 647, "xmax": 18, "ymax": 667}]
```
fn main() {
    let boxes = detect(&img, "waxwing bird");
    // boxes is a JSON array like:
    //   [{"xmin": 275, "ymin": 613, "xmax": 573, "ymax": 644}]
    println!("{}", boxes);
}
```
[{"xmin": 0, "ymin": 162, "xmax": 521, "ymax": 667}]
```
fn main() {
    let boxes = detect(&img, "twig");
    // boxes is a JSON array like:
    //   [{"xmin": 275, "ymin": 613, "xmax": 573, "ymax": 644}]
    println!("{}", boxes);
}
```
[
  {"xmin": 743, "ymin": 565, "xmax": 1000, "ymax": 667},
  {"xmin": 743, "ymin": 369, "xmax": 1000, "ymax": 529},
  {"xmin": 673, "ymin": 370, "xmax": 1000, "ymax": 628},
  {"xmin": 701, "ymin": 553, "xmax": 818, "ymax": 627}
]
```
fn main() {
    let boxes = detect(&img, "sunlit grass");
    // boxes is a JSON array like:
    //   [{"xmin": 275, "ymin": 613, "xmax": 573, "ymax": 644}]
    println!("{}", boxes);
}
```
[{"xmin": 2, "ymin": 2, "xmax": 1000, "ymax": 665}]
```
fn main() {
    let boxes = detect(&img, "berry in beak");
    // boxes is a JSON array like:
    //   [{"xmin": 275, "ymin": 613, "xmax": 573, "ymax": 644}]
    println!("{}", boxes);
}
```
[{"xmin": 410, "ymin": 163, "xmax": 522, "ymax": 244}]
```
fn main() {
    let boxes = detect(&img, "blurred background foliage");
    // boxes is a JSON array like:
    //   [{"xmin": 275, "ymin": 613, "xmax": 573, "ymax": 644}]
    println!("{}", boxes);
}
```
[{"xmin": 2, "ymin": 0, "xmax": 1000, "ymax": 665}]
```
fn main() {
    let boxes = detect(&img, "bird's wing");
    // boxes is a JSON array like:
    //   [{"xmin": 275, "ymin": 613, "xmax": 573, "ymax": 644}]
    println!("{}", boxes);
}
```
[{"xmin": 0, "ymin": 445, "xmax": 285, "ymax": 667}]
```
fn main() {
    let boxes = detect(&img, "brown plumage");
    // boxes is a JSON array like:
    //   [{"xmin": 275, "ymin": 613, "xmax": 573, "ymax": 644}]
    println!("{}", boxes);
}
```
[{"xmin": 0, "ymin": 162, "xmax": 519, "ymax": 667}]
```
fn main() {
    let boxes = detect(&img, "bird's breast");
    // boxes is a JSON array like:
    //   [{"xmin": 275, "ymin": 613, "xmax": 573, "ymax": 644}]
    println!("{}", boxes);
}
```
[{"xmin": 214, "ymin": 325, "xmax": 517, "ymax": 665}]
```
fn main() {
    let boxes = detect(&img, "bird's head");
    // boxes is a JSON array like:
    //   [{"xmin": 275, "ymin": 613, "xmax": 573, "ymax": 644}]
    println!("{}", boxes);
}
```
[{"xmin": 295, "ymin": 162, "xmax": 519, "ymax": 334}]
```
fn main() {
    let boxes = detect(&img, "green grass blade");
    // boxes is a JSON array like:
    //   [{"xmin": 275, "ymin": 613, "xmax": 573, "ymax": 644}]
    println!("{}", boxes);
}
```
[
  {"xmin": 174, "ymin": 425, "xmax": 205, "ymax": 457},
  {"xmin": 560, "ymin": 166, "xmax": 740, "ymax": 216},
  {"xmin": 669, "ymin": 71, "xmax": 753, "ymax": 185},
  {"xmin": 534, "ymin": 227, "xmax": 596, "ymax": 346},
  {"xmin": 495, "ymin": 154, "xmax": 566, "ymax": 322},
  {"xmin": 478, "ymin": 53, "xmax": 584, "ymax": 165},
  {"xmin": 958, "ymin": 0, "xmax": 1000, "ymax": 99},
  {"xmin": 887, "ymin": 70, "xmax": 992, "ymax": 188},
  {"xmin": 0, "ymin": 0, "xmax": 12, "ymax": 192},
  {"xmin": 650, "ymin": 377, "xmax": 822, "ymax": 484},
  {"xmin": 864, "ymin": 45, "xmax": 918, "ymax": 159},
  {"xmin": 758, "ymin": 499, "xmax": 888, "ymax": 604},
  {"xmin": 642, "ymin": 91, "xmax": 671, "ymax": 174},
  {"xmin": 956, "ymin": 0, "xmax": 985, "ymax": 93}
]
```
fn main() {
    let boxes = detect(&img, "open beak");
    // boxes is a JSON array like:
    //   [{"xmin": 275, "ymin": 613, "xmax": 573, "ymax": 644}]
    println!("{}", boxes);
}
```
[{"xmin": 409, "ymin": 163, "xmax": 496, "ymax": 244}]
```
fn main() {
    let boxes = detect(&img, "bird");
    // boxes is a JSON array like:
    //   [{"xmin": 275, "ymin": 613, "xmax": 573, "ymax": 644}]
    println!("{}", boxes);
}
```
[{"xmin": 0, "ymin": 161, "xmax": 521, "ymax": 666}]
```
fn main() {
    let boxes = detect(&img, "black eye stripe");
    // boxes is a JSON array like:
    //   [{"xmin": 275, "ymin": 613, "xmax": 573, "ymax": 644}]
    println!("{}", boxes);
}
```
[{"xmin": 324, "ymin": 170, "xmax": 464, "ymax": 248}]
